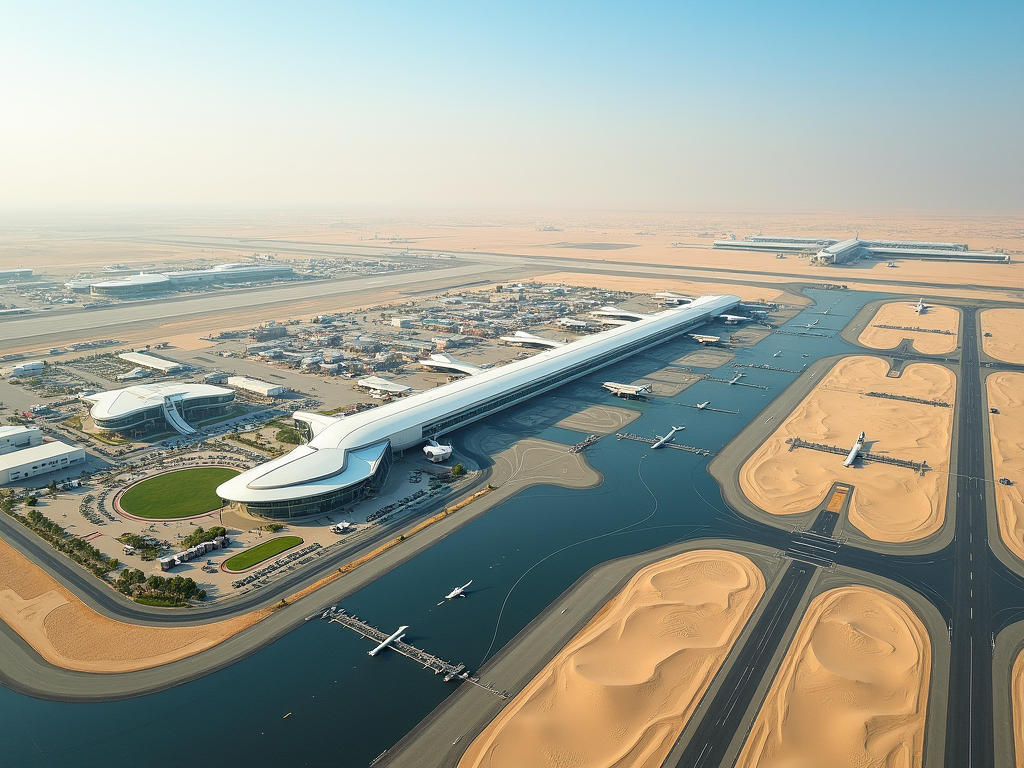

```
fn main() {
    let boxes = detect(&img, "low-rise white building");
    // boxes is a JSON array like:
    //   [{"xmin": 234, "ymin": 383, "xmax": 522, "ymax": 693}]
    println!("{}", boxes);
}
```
[
  {"xmin": 227, "ymin": 376, "xmax": 287, "ymax": 398},
  {"xmin": 0, "ymin": 442, "xmax": 87, "ymax": 485},
  {"xmin": 2, "ymin": 360, "xmax": 44, "ymax": 378},
  {"xmin": 117, "ymin": 351, "xmax": 186, "ymax": 373},
  {"xmin": 0, "ymin": 425, "xmax": 43, "ymax": 455}
]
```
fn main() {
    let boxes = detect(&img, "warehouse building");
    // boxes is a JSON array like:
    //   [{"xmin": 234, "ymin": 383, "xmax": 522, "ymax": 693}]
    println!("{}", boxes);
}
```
[
  {"xmin": 0, "ymin": 442, "xmax": 87, "ymax": 485},
  {"xmin": 226, "ymin": 376, "xmax": 287, "ymax": 398},
  {"xmin": 0, "ymin": 426, "xmax": 43, "ymax": 455},
  {"xmin": 117, "ymin": 351, "xmax": 186, "ymax": 373},
  {"xmin": 217, "ymin": 294, "xmax": 739, "ymax": 519}
]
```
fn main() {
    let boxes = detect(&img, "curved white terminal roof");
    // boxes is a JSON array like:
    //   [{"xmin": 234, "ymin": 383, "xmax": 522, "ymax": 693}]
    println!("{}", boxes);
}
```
[
  {"xmin": 91, "ymin": 273, "xmax": 170, "ymax": 289},
  {"xmin": 83, "ymin": 383, "xmax": 232, "ymax": 420},
  {"xmin": 218, "ymin": 294, "xmax": 739, "ymax": 506},
  {"xmin": 590, "ymin": 306, "xmax": 650, "ymax": 322},
  {"xmin": 418, "ymin": 353, "xmax": 484, "ymax": 376},
  {"xmin": 499, "ymin": 331, "xmax": 566, "ymax": 349}
]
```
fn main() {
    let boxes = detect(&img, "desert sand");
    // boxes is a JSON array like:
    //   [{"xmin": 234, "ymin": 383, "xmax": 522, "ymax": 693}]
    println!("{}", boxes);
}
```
[
  {"xmin": 987, "ymin": 373, "xmax": 1024, "ymax": 563},
  {"xmin": 740, "ymin": 356, "xmax": 955, "ymax": 543},
  {"xmin": 458, "ymin": 549, "xmax": 765, "ymax": 768},
  {"xmin": 0, "ymin": 536, "xmax": 268, "ymax": 673},
  {"xmin": 858, "ymin": 301, "xmax": 959, "ymax": 354},
  {"xmin": 982, "ymin": 309, "xmax": 1024, "ymax": 364},
  {"xmin": 736, "ymin": 585, "xmax": 931, "ymax": 768}
]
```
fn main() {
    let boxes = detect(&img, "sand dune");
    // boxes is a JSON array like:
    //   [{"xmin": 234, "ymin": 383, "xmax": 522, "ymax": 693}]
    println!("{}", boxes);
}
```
[
  {"xmin": 982, "ymin": 309, "xmax": 1024, "ymax": 364},
  {"xmin": 987, "ymin": 372, "xmax": 1024, "ymax": 563},
  {"xmin": 858, "ymin": 301, "xmax": 959, "ymax": 354},
  {"xmin": 736, "ymin": 585, "xmax": 931, "ymax": 768},
  {"xmin": 458, "ymin": 550, "xmax": 765, "ymax": 768},
  {"xmin": 740, "ymin": 356, "xmax": 955, "ymax": 542}
]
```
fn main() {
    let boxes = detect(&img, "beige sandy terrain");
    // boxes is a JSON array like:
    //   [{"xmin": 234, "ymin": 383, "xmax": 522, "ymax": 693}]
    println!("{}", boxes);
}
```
[
  {"xmin": 982, "ymin": 309, "xmax": 1024, "ymax": 364},
  {"xmin": 858, "ymin": 301, "xmax": 959, "ymax": 354},
  {"xmin": 987, "ymin": 373, "xmax": 1024, "ymax": 563},
  {"xmin": 740, "ymin": 356, "xmax": 955, "ymax": 542},
  {"xmin": 736, "ymin": 585, "xmax": 930, "ymax": 768},
  {"xmin": 555, "ymin": 404, "xmax": 639, "ymax": 434},
  {"xmin": 1014, "ymin": 650, "xmax": 1024, "ymax": 768},
  {"xmin": 459, "ymin": 549, "xmax": 765, "ymax": 768},
  {"xmin": 0, "ymin": 536, "xmax": 268, "ymax": 673}
]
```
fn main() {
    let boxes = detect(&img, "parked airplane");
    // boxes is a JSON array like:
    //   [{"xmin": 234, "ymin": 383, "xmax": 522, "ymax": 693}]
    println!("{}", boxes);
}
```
[
  {"xmin": 695, "ymin": 401, "xmax": 711, "ymax": 410},
  {"xmin": 912, "ymin": 297, "xmax": 929, "ymax": 315},
  {"xmin": 652, "ymin": 426, "xmax": 683, "ymax": 449},
  {"xmin": 423, "ymin": 439, "xmax": 453, "ymax": 463},
  {"xmin": 718, "ymin": 313, "xmax": 750, "ymax": 324},
  {"xmin": 445, "ymin": 581, "xmax": 473, "ymax": 600},
  {"xmin": 728, "ymin": 372, "xmax": 744, "ymax": 385},
  {"xmin": 844, "ymin": 431, "xmax": 866, "ymax": 467},
  {"xmin": 773, "ymin": 350, "xmax": 782, "ymax": 358},
  {"xmin": 604, "ymin": 382, "xmax": 652, "ymax": 399}
]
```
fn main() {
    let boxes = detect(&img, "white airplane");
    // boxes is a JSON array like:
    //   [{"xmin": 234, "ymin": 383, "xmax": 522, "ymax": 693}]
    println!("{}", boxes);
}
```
[
  {"xmin": 445, "ymin": 580, "xmax": 473, "ymax": 600},
  {"xmin": 797, "ymin": 319, "xmax": 820, "ymax": 330},
  {"xmin": 652, "ymin": 426, "xmax": 683, "ymax": 449},
  {"xmin": 695, "ymin": 401, "xmax": 711, "ymax": 410},
  {"xmin": 718, "ymin": 313, "xmax": 749, "ymax": 324},
  {"xmin": 423, "ymin": 439, "xmax": 453, "ymax": 463},
  {"xmin": 604, "ymin": 382, "xmax": 652, "ymax": 398},
  {"xmin": 912, "ymin": 297, "xmax": 929, "ymax": 315},
  {"xmin": 843, "ymin": 431, "xmax": 866, "ymax": 468},
  {"xmin": 773, "ymin": 351, "xmax": 782, "ymax": 358},
  {"xmin": 728, "ymin": 372, "xmax": 744, "ymax": 385}
]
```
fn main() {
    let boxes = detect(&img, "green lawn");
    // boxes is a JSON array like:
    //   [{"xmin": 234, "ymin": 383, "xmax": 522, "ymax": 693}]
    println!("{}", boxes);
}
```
[
  {"xmin": 119, "ymin": 467, "xmax": 240, "ymax": 519},
  {"xmin": 223, "ymin": 536, "xmax": 303, "ymax": 571}
]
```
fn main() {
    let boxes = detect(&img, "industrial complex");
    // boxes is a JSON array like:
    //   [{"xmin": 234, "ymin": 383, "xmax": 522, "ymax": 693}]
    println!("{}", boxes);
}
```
[
  {"xmin": 216, "ymin": 293, "xmax": 740, "ymax": 518},
  {"xmin": 66, "ymin": 262, "xmax": 296, "ymax": 296}
]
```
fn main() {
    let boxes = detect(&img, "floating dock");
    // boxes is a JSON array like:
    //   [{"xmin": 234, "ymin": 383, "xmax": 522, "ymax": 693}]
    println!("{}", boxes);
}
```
[
  {"xmin": 325, "ymin": 608, "xmax": 509, "ymax": 697},
  {"xmin": 615, "ymin": 433, "xmax": 715, "ymax": 456}
]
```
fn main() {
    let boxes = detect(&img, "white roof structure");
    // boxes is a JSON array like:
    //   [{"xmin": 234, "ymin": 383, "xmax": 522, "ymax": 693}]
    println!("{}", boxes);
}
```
[
  {"xmin": 499, "ymin": 331, "xmax": 566, "ymax": 349},
  {"xmin": 218, "ymin": 294, "xmax": 739, "ymax": 512},
  {"xmin": 590, "ymin": 306, "xmax": 650, "ymax": 322},
  {"xmin": 357, "ymin": 376, "xmax": 412, "ymax": 394},
  {"xmin": 418, "ymin": 353, "xmax": 484, "ymax": 376},
  {"xmin": 0, "ymin": 441, "xmax": 87, "ymax": 484},
  {"xmin": 91, "ymin": 273, "xmax": 170, "ymax": 290},
  {"xmin": 82, "ymin": 383, "xmax": 232, "ymax": 421},
  {"xmin": 118, "ymin": 351, "xmax": 185, "ymax": 373},
  {"xmin": 227, "ymin": 376, "xmax": 286, "ymax": 397}
]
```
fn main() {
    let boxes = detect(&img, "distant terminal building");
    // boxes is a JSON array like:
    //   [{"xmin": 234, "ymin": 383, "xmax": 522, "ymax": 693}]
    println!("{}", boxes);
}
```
[
  {"xmin": 0, "ymin": 426, "xmax": 43, "ymax": 455},
  {"xmin": 226, "ymin": 376, "xmax": 287, "ymax": 398},
  {"xmin": 499, "ymin": 331, "xmax": 567, "ymax": 349},
  {"xmin": 117, "ymin": 351, "xmax": 186, "ymax": 374},
  {"xmin": 69, "ymin": 263, "xmax": 295, "ymax": 297},
  {"xmin": 82, "ymin": 383, "xmax": 234, "ymax": 437},
  {"xmin": 712, "ymin": 235, "xmax": 1008, "ymax": 264},
  {"xmin": 419, "ymin": 354, "xmax": 484, "ymax": 376},
  {"xmin": 163, "ymin": 262, "xmax": 294, "ymax": 286},
  {"xmin": 0, "ymin": 268, "xmax": 34, "ymax": 283},
  {"xmin": 217, "ymin": 294, "xmax": 739, "ymax": 519},
  {"xmin": 1, "ymin": 360, "xmax": 44, "ymax": 378},
  {"xmin": 0, "ymin": 442, "xmax": 87, "ymax": 485}
]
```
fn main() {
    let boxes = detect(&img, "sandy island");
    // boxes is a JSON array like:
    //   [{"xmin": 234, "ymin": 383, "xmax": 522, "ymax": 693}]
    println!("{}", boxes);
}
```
[
  {"xmin": 982, "ymin": 309, "xmax": 1024, "ymax": 364},
  {"xmin": 736, "ymin": 585, "xmax": 931, "ymax": 768},
  {"xmin": 858, "ymin": 301, "xmax": 959, "ymax": 355},
  {"xmin": 987, "ymin": 372, "xmax": 1024, "ymax": 564},
  {"xmin": 0, "ymin": 536, "xmax": 269, "ymax": 673},
  {"xmin": 458, "ymin": 549, "xmax": 765, "ymax": 768},
  {"xmin": 740, "ymin": 356, "xmax": 955, "ymax": 543}
]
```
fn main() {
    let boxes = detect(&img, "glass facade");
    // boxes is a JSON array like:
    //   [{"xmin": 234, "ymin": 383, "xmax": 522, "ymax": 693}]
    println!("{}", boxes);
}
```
[
  {"xmin": 94, "ymin": 393, "xmax": 234, "ymax": 437},
  {"xmin": 241, "ymin": 443, "xmax": 394, "ymax": 520}
]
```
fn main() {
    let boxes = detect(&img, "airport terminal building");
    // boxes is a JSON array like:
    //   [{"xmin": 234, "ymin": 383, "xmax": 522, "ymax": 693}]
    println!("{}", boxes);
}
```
[
  {"xmin": 82, "ymin": 383, "xmax": 234, "ymax": 437},
  {"xmin": 218, "ymin": 293, "xmax": 740, "ymax": 519}
]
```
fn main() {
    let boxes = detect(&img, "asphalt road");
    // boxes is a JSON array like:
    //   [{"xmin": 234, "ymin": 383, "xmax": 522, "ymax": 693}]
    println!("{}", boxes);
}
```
[{"xmin": 944, "ymin": 308, "xmax": 995, "ymax": 768}]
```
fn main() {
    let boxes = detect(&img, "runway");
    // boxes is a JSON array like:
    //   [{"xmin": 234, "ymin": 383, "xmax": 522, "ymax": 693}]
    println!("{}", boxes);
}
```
[{"xmin": 0, "ymin": 261, "xmax": 524, "ymax": 351}]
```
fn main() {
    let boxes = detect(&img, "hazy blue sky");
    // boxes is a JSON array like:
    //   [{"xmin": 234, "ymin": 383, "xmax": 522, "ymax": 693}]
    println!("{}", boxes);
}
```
[{"xmin": 1, "ymin": 1, "xmax": 1021, "ymax": 211}]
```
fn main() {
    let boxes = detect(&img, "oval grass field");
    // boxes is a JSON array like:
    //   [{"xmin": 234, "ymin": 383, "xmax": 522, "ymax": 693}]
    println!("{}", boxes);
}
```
[
  {"xmin": 119, "ymin": 467, "xmax": 240, "ymax": 519},
  {"xmin": 223, "ymin": 536, "xmax": 303, "ymax": 572}
]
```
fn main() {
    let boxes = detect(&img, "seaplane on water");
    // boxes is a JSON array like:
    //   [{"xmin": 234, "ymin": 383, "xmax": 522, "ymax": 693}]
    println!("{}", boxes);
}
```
[
  {"xmin": 695, "ymin": 401, "xmax": 711, "ymax": 410},
  {"xmin": 652, "ymin": 426, "xmax": 683, "ymax": 449},
  {"xmin": 445, "ymin": 581, "xmax": 473, "ymax": 600},
  {"xmin": 912, "ymin": 297, "xmax": 930, "ymax": 315},
  {"xmin": 773, "ymin": 351, "xmax": 782, "ymax": 358},
  {"xmin": 728, "ymin": 372, "xmax": 744, "ymax": 385}
]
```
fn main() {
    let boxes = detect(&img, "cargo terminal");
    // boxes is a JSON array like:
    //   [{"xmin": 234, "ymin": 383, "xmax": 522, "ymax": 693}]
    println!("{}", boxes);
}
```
[{"xmin": 216, "ymin": 293, "xmax": 740, "ymax": 519}]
